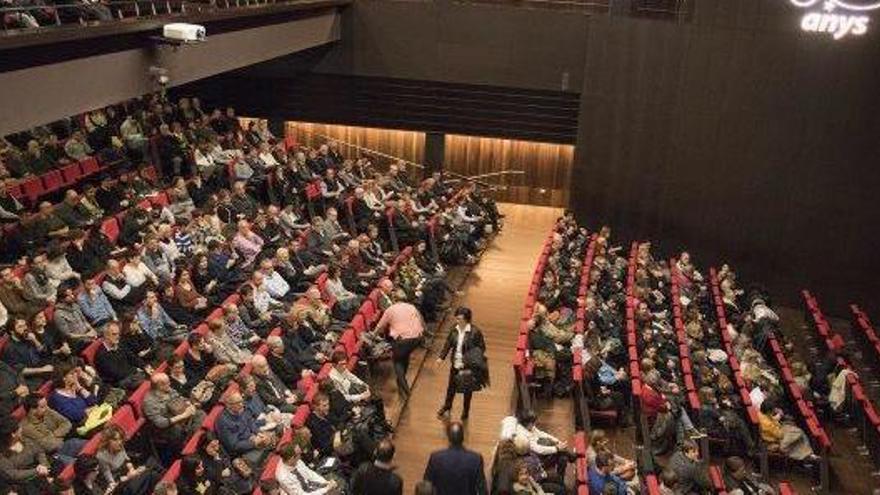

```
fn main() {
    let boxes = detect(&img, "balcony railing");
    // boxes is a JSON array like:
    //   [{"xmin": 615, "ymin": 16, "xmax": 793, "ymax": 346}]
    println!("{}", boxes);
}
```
[{"xmin": 0, "ymin": 0, "xmax": 314, "ymax": 35}]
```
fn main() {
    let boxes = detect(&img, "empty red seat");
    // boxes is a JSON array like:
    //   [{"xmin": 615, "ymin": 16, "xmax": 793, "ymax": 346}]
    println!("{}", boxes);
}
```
[
  {"xmin": 60, "ymin": 162, "xmax": 83, "ymax": 186},
  {"xmin": 80, "ymin": 157, "xmax": 100, "ymax": 176},
  {"xmin": 42, "ymin": 170, "xmax": 64, "ymax": 194},
  {"xmin": 100, "ymin": 217, "xmax": 120, "ymax": 245},
  {"xmin": 20, "ymin": 176, "xmax": 44, "ymax": 204}
]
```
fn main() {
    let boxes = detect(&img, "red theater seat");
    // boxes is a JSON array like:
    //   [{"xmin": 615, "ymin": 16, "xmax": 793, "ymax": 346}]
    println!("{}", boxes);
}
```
[
  {"xmin": 110, "ymin": 405, "xmax": 144, "ymax": 440},
  {"xmin": 42, "ymin": 170, "xmax": 64, "ymax": 194},
  {"xmin": 60, "ymin": 162, "xmax": 83, "ymax": 185}
]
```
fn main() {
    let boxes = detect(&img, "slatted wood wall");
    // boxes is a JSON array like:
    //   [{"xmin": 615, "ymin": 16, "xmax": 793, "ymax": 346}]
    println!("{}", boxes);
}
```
[
  {"xmin": 444, "ymin": 134, "xmax": 573, "ymax": 207},
  {"xmin": 285, "ymin": 121, "xmax": 425, "ymax": 166},
  {"xmin": 284, "ymin": 122, "xmax": 572, "ymax": 207}
]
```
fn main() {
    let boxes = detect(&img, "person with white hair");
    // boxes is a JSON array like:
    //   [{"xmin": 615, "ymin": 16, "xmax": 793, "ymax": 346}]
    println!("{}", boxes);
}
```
[{"xmin": 250, "ymin": 354, "xmax": 299, "ymax": 413}]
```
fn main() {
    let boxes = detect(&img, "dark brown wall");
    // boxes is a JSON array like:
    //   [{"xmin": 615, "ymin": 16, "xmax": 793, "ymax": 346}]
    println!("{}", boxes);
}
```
[
  {"xmin": 312, "ymin": 0, "xmax": 592, "ymax": 92},
  {"xmin": 571, "ymin": 2, "xmax": 880, "ymax": 313}
]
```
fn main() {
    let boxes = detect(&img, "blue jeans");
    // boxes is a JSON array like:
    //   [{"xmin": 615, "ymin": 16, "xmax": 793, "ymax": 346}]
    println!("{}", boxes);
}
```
[{"xmin": 53, "ymin": 438, "xmax": 87, "ymax": 473}]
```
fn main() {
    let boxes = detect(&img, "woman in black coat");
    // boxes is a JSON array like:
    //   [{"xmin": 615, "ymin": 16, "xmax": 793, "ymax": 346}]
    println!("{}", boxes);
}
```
[{"xmin": 436, "ymin": 307, "xmax": 488, "ymax": 420}]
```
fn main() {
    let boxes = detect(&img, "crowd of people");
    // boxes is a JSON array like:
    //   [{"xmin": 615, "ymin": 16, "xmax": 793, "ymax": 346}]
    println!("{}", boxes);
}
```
[
  {"xmin": 503, "ymin": 212, "xmax": 843, "ymax": 494},
  {"xmin": 0, "ymin": 91, "xmax": 503, "ymax": 495}
]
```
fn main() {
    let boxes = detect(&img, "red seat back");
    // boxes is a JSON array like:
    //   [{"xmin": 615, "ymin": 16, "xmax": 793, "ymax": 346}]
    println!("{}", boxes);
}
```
[
  {"xmin": 110, "ymin": 404, "xmax": 144, "ymax": 440},
  {"xmin": 151, "ymin": 191, "xmax": 170, "ymax": 208},
  {"xmin": 161, "ymin": 459, "xmax": 181, "ymax": 483},
  {"xmin": 202, "ymin": 404, "xmax": 225, "ymax": 432},
  {"xmin": 60, "ymin": 163, "xmax": 83, "ymax": 186},
  {"xmin": 80, "ymin": 339, "xmax": 102, "ymax": 366},
  {"xmin": 182, "ymin": 429, "xmax": 205, "ymax": 455},
  {"xmin": 80, "ymin": 157, "xmax": 100, "ymax": 176},
  {"xmin": 42, "ymin": 170, "xmax": 64, "ymax": 194},
  {"xmin": 100, "ymin": 217, "xmax": 120, "ymax": 245},
  {"xmin": 127, "ymin": 382, "xmax": 152, "ymax": 418},
  {"xmin": 21, "ymin": 176, "xmax": 44, "ymax": 204}
]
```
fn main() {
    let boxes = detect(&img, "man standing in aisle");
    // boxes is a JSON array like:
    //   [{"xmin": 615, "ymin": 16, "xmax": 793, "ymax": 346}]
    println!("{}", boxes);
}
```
[
  {"xmin": 423, "ymin": 422, "xmax": 487, "ymax": 495},
  {"xmin": 374, "ymin": 291, "xmax": 426, "ymax": 400}
]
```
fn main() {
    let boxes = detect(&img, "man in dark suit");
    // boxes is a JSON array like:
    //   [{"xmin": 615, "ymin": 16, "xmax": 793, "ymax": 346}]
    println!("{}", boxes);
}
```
[
  {"xmin": 423, "ymin": 422, "xmax": 487, "ymax": 495},
  {"xmin": 351, "ymin": 438, "xmax": 403, "ymax": 495}
]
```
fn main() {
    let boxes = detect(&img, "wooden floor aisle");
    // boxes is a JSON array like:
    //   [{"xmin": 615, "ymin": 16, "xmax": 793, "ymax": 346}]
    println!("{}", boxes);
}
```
[{"xmin": 387, "ymin": 203, "xmax": 563, "ymax": 491}]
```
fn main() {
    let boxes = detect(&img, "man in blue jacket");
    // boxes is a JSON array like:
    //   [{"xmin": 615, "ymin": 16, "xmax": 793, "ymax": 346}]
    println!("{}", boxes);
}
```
[{"xmin": 424, "ymin": 422, "xmax": 487, "ymax": 495}]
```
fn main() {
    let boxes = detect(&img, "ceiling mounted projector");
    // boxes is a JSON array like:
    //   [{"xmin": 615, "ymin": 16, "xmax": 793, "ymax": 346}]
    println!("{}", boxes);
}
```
[{"xmin": 162, "ymin": 23, "xmax": 206, "ymax": 43}]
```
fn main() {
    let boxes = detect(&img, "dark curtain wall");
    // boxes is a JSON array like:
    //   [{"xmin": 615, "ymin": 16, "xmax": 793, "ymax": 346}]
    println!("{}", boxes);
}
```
[
  {"xmin": 571, "ymin": 1, "xmax": 880, "ymax": 313},
  {"xmin": 313, "ymin": 0, "xmax": 592, "ymax": 92}
]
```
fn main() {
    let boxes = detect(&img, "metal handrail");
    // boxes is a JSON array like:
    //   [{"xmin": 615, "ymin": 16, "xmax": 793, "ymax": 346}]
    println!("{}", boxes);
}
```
[
  {"xmin": 0, "ymin": 0, "xmax": 303, "ymax": 34},
  {"xmin": 288, "ymin": 124, "xmax": 521, "ymax": 190}
]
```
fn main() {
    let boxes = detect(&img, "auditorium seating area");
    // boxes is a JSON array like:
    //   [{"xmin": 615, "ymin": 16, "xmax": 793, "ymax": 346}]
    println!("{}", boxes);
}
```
[
  {"xmin": 0, "ymin": 91, "xmax": 502, "ymax": 494},
  {"xmin": 505, "ymin": 219, "xmax": 834, "ymax": 494}
]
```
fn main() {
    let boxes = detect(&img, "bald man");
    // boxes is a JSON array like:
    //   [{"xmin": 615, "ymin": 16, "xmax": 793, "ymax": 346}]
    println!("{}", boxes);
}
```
[
  {"xmin": 250, "ymin": 354, "xmax": 299, "ymax": 413},
  {"xmin": 216, "ymin": 389, "xmax": 277, "ymax": 465},
  {"xmin": 142, "ymin": 372, "xmax": 204, "ymax": 449}
]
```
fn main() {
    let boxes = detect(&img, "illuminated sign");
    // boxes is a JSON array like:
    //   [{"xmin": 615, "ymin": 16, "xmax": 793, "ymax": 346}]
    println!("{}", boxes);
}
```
[{"xmin": 790, "ymin": 0, "xmax": 880, "ymax": 39}]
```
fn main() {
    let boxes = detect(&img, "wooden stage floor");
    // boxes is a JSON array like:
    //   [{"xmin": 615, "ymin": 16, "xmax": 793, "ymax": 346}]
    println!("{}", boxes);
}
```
[{"xmin": 380, "ymin": 203, "xmax": 564, "ymax": 491}]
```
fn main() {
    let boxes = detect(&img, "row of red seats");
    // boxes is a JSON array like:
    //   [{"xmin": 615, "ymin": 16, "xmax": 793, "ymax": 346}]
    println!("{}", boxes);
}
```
[
  {"xmin": 803, "ymin": 292, "xmax": 879, "ymax": 472},
  {"xmin": 514, "ymin": 226, "xmax": 595, "ymax": 495},
  {"xmin": 623, "ymin": 243, "xmax": 645, "ymax": 435},
  {"xmin": 621, "ymin": 242, "xmax": 666, "ymax": 493},
  {"xmin": 668, "ymin": 260, "xmax": 702, "ymax": 413},
  {"xmin": 7, "ymin": 156, "xmax": 108, "ymax": 207},
  {"xmin": 573, "ymin": 235, "xmax": 618, "ymax": 427},
  {"xmin": 512, "ymin": 230, "xmax": 554, "ymax": 393},
  {"xmin": 707, "ymin": 269, "xmax": 760, "ymax": 427},
  {"xmin": 849, "ymin": 304, "xmax": 880, "ymax": 372},
  {"xmin": 757, "ymin": 292, "xmax": 830, "ymax": 491},
  {"xmin": 766, "ymin": 333, "xmax": 831, "ymax": 452},
  {"xmin": 569, "ymin": 235, "xmax": 594, "ymax": 495}
]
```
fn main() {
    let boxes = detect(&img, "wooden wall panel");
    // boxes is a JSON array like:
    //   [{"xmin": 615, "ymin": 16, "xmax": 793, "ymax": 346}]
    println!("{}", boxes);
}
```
[
  {"xmin": 283, "ymin": 122, "xmax": 573, "ymax": 208},
  {"xmin": 444, "ymin": 134, "xmax": 573, "ymax": 207},
  {"xmin": 285, "ymin": 121, "xmax": 425, "ymax": 166}
]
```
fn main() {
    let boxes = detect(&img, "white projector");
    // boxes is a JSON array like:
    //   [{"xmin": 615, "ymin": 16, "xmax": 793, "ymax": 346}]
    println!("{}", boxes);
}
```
[{"xmin": 162, "ymin": 23, "xmax": 206, "ymax": 43}]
